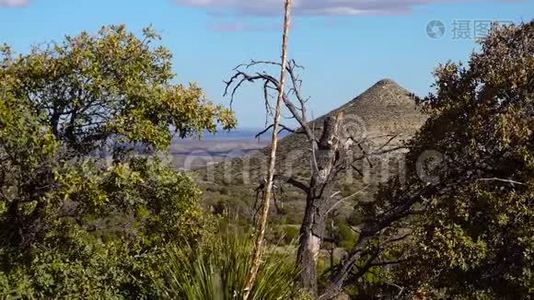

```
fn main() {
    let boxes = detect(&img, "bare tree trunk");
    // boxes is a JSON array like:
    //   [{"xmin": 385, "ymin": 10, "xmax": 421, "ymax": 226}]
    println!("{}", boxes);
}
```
[
  {"xmin": 243, "ymin": 1, "xmax": 292, "ymax": 299},
  {"xmin": 296, "ymin": 188, "xmax": 328, "ymax": 295},
  {"xmin": 297, "ymin": 113, "xmax": 344, "ymax": 296}
]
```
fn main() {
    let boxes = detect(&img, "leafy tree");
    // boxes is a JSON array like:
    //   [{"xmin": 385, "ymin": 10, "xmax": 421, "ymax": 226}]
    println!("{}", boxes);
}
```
[
  {"xmin": 394, "ymin": 20, "xmax": 534, "ymax": 298},
  {"xmin": 0, "ymin": 25, "xmax": 235, "ymax": 156},
  {"xmin": 320, "ymin": 21, "xmax": 533, "ymax": 299},
  {"xmin": 0, "ymin": 25, "xmax": 235, "ymax": 298}
]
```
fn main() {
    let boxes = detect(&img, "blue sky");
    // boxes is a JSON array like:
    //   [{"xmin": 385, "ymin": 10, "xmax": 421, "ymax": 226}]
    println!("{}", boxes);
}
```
[{"xmin": 0, "ymin": 0, "xmax": 532, "ymax": 128}]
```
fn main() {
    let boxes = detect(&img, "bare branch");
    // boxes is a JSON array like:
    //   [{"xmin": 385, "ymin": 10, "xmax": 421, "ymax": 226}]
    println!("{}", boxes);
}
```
[
  {"xmin": 326, "ymin": 187, "xmax": 369, "ymax": 215},
  {"xmin": 282, "ymin": 93, "xmax": 315, "ymax": 140},
  {"xmin": 350, "ymin": 164, "xmax": 364, "ymax": 177},
  {"xmin": 223, "ymin": 59, "xmax": 316, "ymax": 143},
  {"xmin": 477, "ymin": 177, "xmax": 525, "ymax": 185},
  {"xmin": 287, "ymin": 61, "xmax": 309, "ymax": 123},
  {"xmin": 273, "ymin": 174, "xmax": 310, "ymax": 192},
  {"xmin": 382, "ymin": 232, "xmax": 411, "ymax": 245},
  {"xmin": 255, "ymin": 123, "xmax": 295, "ymax": 139},
  {"xmin": 370, "ymin": 258, "xmax": 410, "ymax": 267}
]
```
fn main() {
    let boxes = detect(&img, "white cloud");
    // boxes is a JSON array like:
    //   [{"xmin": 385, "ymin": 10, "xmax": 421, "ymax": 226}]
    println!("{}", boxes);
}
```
[
  {"xmin": 176, "ymin": 0, "xmax": 519, "ymax": 16},
  {"xmin": 0, "ymin": 0, "xmax": 29, "ymax": 7}
]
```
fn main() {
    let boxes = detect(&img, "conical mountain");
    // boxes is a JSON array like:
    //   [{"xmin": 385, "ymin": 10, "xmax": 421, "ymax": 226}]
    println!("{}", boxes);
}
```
[
  {"xmin": 274, "ymin": 79, "xmax": 427, "ymax": 161},
  {"xmin": 331, "ymin": 78, "xmax": 426, "ymax": 136}
]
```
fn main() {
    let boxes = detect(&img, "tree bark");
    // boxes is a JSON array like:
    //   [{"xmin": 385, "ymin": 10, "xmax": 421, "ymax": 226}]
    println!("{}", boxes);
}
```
[
  {"xmin": 296, "ymin": 113, "xmax": 344, "ymax": 296},
  {"xmin": 296, "ymin": 185, "xmax": 329, "ymax": 295}
]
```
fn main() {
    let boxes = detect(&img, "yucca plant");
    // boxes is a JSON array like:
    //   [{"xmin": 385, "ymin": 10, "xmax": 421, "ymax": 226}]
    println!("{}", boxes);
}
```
[{"xmin": 153, "ymin": 233, "xmax": 304, "ymax": 300}]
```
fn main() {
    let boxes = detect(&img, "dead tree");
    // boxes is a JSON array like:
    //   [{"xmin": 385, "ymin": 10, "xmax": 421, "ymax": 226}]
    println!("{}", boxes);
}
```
[{"xmin": 225, "ymin": 60, "xmax": 405, "ymax": 297}]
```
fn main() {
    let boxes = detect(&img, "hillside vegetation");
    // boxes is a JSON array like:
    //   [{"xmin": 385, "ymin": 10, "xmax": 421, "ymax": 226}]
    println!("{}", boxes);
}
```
[{"xmin": 0, "ymin": 21, "xmax": 531, "ymax": 299}]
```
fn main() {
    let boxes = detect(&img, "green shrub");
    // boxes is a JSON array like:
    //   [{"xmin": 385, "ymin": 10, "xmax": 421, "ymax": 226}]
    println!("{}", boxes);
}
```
[
  {"xmin": 271, "ymin": 225, "xmax": 300, "ymax": 245},
  {"xmin": 335, "ymin": 222, "xmax": 355, "ymax": 250},
  {"xmin": 153, "ymin": 232, "xmax": 305, "ymax": 300},
  {"xmin": 0, "ymin": 158, "xmax": 210, "ymax": 299}
]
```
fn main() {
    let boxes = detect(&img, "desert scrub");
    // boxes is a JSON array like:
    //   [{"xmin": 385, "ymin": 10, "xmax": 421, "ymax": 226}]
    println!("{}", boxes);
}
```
[{"xmin": 153, "ymin": 232, "xmax": 308, "ymax": 300}]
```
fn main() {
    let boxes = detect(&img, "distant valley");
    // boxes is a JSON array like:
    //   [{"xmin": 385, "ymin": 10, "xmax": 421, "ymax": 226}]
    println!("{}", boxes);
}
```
[{"xmin": 169, "ymin": 128, "xmax": 274, "ymax": 169}]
